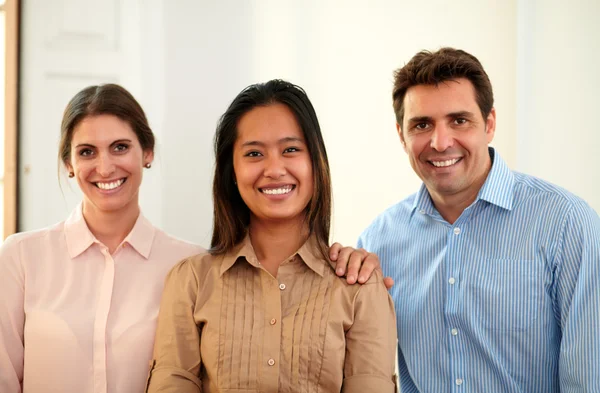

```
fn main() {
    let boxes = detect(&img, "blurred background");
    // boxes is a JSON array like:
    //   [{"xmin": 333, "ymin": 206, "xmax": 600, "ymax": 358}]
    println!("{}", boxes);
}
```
[{"xmin": 2, "ymin": 0, "xmax": 599, "ymax": 247}]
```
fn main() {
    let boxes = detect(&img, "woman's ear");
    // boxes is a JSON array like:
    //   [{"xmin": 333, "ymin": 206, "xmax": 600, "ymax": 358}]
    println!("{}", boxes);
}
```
[
  {"xmin": 65, "ymin": 160, "xmax": 73, "ymax": 174},
  {"xmin": 143, "ymin": 149, "xmax": 155, "ymax": 167}
]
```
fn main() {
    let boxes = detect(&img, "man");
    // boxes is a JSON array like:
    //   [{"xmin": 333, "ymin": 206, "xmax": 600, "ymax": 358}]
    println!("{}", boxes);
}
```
[{"xmin": 356, "ymin": 48, "xmax": 600, "ymax": 392}]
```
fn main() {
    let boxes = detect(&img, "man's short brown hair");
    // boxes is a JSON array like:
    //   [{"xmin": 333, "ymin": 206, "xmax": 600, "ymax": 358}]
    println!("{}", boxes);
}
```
[{"xmin": 392, "ymin": 48, "xmax": 494, "ymax": 126}]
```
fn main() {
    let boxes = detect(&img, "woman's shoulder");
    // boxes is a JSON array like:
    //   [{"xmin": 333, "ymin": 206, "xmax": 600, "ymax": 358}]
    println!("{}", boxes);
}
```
[
  {"xmin": 328, "ymin": 267, "xmax": 387, "ymax": 304},
  {"xmin": 164, "ymin": 250, "xmax": 223, "ymax": 284},
  {"xmin": 332, "ymin": 267, "xmax": 385, "ymax": 289},
  {"xmin": 2, "ymin": 221, "xmax": 65, "ymax": 252}
]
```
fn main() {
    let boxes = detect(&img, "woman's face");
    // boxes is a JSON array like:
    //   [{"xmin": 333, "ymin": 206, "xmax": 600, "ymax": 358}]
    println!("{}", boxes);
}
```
[
  {"xmin": 66, "ymin": 114, "xmax": 153, "ymax": 216},
  {"xmin": 233, "ymin": 103, "xmax": 314, "ymax": 226}
]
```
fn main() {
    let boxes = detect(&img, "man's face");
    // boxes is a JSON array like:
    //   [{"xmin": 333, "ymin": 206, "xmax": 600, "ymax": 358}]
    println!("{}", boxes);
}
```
[{"xmin": 397, "ymin": 78, "xmax": 495, "ymax": 203}]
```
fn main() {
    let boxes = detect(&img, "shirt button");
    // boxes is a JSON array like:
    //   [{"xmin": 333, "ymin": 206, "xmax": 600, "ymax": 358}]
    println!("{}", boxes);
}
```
[
  {"xmin": 279, "ymin": 283, "xmax": 286, "ymax": 290},
  {"xmin": 267, "ymin": 358, "xmax": 275, "ymax": 366},
  {"xmin": 419, "ymin": 209, "xmax": 426, "ymax": 214},
  {"xmin": 456, "ymin": 378, "xmax": 463, "ymax": 386},
  {"xmin": 270, "ymin": 318, "xmax": 277, "ymax": 325},
  {"xmin": 451, "ymin": 328, "xmax": 458, "ymax": 336},
  {"xmin": 453, "ymin": 227, "xmax": 461, "ymax": 235},
  {"xmin": 448, "ymin": 277, "xmax": 456, "ymax": 285}
]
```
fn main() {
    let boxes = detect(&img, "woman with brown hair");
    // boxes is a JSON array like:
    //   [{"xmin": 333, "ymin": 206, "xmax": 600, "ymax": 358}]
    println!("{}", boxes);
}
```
[
  {"xmin": 0, "ymin": 84, "xmax": 203, "ymax": 393},
  {"xmin": 147, "ymin": 79, "xmax": 397, "ymax": 392}
]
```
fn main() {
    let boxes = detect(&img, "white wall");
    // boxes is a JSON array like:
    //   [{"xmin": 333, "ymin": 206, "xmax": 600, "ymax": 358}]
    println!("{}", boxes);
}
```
[
  {"xmin": 20, "ymin": 1, "xmax": 598, "ymax": 248},
  {"xmin": 18, "ymin": 0, "xmax": 157, "ymax": 230},
  {"xmin": 517, "ymin": 0, "xmax": 600, "ymax": 213},
  {"xmin": 158, "ymin": 0, "xmax": 517, "ymax": 247}
]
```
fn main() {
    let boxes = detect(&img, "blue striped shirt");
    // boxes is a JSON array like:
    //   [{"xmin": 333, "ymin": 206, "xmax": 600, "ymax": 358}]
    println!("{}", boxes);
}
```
[{"xmin": 358, "ymin": 148, "xmax": 600, "ymax": 393}]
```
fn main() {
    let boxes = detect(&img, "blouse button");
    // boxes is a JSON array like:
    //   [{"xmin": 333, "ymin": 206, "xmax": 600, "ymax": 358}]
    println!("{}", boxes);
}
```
[
  {"xmin": 279, "ymin": 283, "xmax": 286, "ymax": 290},
  {"xmin": 270, "ymin": 318, "xmax": 277, "ymax": 325},
  {"xmin": 268, "ymin": 358, "xmax": 275, "ymax": 366}
]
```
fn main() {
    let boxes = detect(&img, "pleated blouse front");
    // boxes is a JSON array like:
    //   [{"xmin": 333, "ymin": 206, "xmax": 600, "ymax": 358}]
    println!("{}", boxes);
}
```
[{"xmin": 147, "ymin": 236, "xmax": 397, "ymax": 393}]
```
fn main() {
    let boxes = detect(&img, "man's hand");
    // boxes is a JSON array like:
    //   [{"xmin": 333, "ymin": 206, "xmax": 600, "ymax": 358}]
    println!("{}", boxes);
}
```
[{"xmin": 329, "ymin": 243, "xmax": 394, "ymax": 289}]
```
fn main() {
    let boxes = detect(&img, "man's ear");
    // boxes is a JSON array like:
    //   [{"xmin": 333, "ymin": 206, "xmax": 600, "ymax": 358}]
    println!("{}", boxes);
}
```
[
  {"xmin": 396, "ymin": 123, "xmax": 407, "ymax": 153},
  {"xmin": 485, "ymin": 107, "xmax": 496, "ymax": 144}
]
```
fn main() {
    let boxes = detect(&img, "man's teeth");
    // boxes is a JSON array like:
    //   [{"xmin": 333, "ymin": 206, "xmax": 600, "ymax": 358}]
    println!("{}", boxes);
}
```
[
  {"xmin": 431, "ymin": 158, "xmax": 460, "ymax": 168},
  {"xmin": 262, "ymin": 186, "xmax": 293, "ymax": 195},
  {"xmin": 97, "ymin": 179, "xmax": 125, "ymax": 190}
]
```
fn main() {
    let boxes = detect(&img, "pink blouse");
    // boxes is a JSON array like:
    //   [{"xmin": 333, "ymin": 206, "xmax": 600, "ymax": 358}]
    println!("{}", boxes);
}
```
[{"xmin": 0, "ymin": 205, "xmax": 204, "ymax": 393}]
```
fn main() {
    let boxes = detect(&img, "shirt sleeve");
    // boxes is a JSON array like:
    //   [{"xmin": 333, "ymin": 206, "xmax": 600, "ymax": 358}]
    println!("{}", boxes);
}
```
[
  {"xmin": 555, "ymin": 201, "xmax": 600, "ymax": 391},
  {"xmin": 146, "ymin": 259, "xmax": 203, "ymax": 393},
  {"xmin": 342, "ymin": 270, "xmax": 397, "ymax": 393},
  {"xmin": 0, "ymin": 236, "xmax": 25, "ymax": 393}
]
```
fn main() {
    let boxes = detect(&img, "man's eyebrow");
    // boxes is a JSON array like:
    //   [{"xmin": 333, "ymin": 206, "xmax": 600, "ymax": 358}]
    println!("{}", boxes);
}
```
[
  {"xmin": 407, "ymin": 116, "xmax": 432, "ymax": 124},
  {"xmin": 447, "ymin": 111, "xmax": 475, "ymax": 118}
]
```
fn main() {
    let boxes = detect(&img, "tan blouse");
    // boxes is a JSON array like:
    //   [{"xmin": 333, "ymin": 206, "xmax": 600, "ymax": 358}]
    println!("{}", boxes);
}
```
[{"xmin": 146, "ymin": 236, "xmax": 397, "ymax": 393}]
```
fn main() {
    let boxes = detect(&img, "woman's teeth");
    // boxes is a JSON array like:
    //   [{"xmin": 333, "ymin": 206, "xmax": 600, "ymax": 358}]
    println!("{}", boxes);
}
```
[
  {"xmin": 96, "ymin": 179, "xmax": 125, "ymax": 190},
  {"xmin": 262, "ymin": 185, "xmax": 293, "ymax": 195}
]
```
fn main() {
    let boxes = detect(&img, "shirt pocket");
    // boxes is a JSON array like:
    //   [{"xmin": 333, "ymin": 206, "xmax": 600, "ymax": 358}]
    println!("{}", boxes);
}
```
[{"xmin": 464, "ymin": 258, "xmax": 543, "ymax": 332}]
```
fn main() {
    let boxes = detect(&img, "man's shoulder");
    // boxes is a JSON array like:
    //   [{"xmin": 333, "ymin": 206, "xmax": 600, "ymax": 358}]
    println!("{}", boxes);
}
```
[
  {"xmin": 511, "ymin": 171, "xmax": 599, "ymax": 232},
  {"xmin": 360, "ymin": 193, "xmax": 417, "ymax": 238},
  {"xmin": 513, "ymin": 171, "xmax": 594, "ymax": 211}
]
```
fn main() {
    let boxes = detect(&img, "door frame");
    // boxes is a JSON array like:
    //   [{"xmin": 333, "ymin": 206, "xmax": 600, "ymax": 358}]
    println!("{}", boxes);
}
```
[{"xmin": 3, "ymin": 0, "xmax": 19, "ymax": 239}]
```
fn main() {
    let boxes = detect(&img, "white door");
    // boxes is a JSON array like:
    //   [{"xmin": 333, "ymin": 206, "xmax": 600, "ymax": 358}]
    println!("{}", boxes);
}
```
[{"xmin": 19, "ymin": 0, "xmax": 159, "ymax": 231}]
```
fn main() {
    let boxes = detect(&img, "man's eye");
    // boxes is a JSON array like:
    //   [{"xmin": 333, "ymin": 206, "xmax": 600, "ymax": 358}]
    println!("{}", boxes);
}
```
[
  {"xmin": 415, "ymin": 123, "xmax": 429, "ymax": 130},
  {"xmin": 455, "ymin": 118, "xmax": 467, "ymax": 125}
]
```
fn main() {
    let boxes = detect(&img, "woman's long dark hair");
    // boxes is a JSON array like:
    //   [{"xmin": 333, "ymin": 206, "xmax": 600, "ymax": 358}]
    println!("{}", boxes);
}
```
[{"xmin": 210, "ymin": 79, "xmax": 332, "ymax": 260}]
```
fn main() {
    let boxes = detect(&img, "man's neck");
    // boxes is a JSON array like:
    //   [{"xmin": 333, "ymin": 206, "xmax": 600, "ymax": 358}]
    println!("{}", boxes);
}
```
[
  {"xmin": 430, "ymin": 188, "xmax": 480, "ymax": 224},
  {"xmin": 430, "ymin": 169, "xmax": 491, "ymax": 224}
]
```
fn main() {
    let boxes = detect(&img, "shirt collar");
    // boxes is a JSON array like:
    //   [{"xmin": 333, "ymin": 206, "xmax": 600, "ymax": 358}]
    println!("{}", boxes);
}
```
[
  {"xmin": 64, "ymin": 203, "xmax": 155, "ymax": 259},
  {"xmin": 412, "ymin": 147, "xmax": 515, "ymax": 214},
  {"xmin": 122, "ymin": 212, "xmax": 155, "ymax": 259},
  {"xmin": 476, "ymin": 147, "xmax": 514, "ymax": 211},
  {"xmin": 64, "ymin": 203, "xmax": 96, "ymax": 258},
  {"xmin": 219, "ymin": 234, "xmax": 326, "ymax": 277},
  {"xmin": 411, "ymin": 183, "xmax": 436, "ymax": 216}
]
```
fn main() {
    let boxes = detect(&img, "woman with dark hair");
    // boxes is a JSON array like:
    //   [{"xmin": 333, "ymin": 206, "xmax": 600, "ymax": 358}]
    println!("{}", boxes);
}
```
[
  {"xmin": 147, "ymin": 80, "xmax": 397, "ymax": 392},
  {"xmin": 0, "ymin": 84, "xmax": 204, "ymax": 393}
]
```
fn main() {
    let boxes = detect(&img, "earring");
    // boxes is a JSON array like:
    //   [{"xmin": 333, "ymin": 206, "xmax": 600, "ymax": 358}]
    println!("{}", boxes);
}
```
[
  {"xmin": 144, "ymin": 163, "xmax": 151, "ymax": 169},
  {"xmin": 68, "ymin": 172, "xmax": 74, "ymax": 178}
]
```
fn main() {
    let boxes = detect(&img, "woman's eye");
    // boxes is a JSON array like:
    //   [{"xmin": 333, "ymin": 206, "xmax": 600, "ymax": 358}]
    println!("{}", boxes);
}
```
[
  {"xmin": 114, "ymin": 144, "xmax": 129, "ymax": 152},
  {"xmin": 284, "ymin": 147, "xmax": 300, "ymax": 153},
  {"xmin": 79, "ymin": 149, "xmax": 93, "ymax": 157},
  {"xmin": 245, "ymin": 151, "xmax": 262, "ymax": 157}
]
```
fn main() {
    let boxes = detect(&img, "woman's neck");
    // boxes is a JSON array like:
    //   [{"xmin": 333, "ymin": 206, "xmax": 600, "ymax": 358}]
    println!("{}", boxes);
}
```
[
  {"xmin": 249, "ymin": 216, "xmax": 309, "ymax": 277},
  {"xmin": 82, "ymin": 201, "xmax": 140, "ymax": 254}
]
